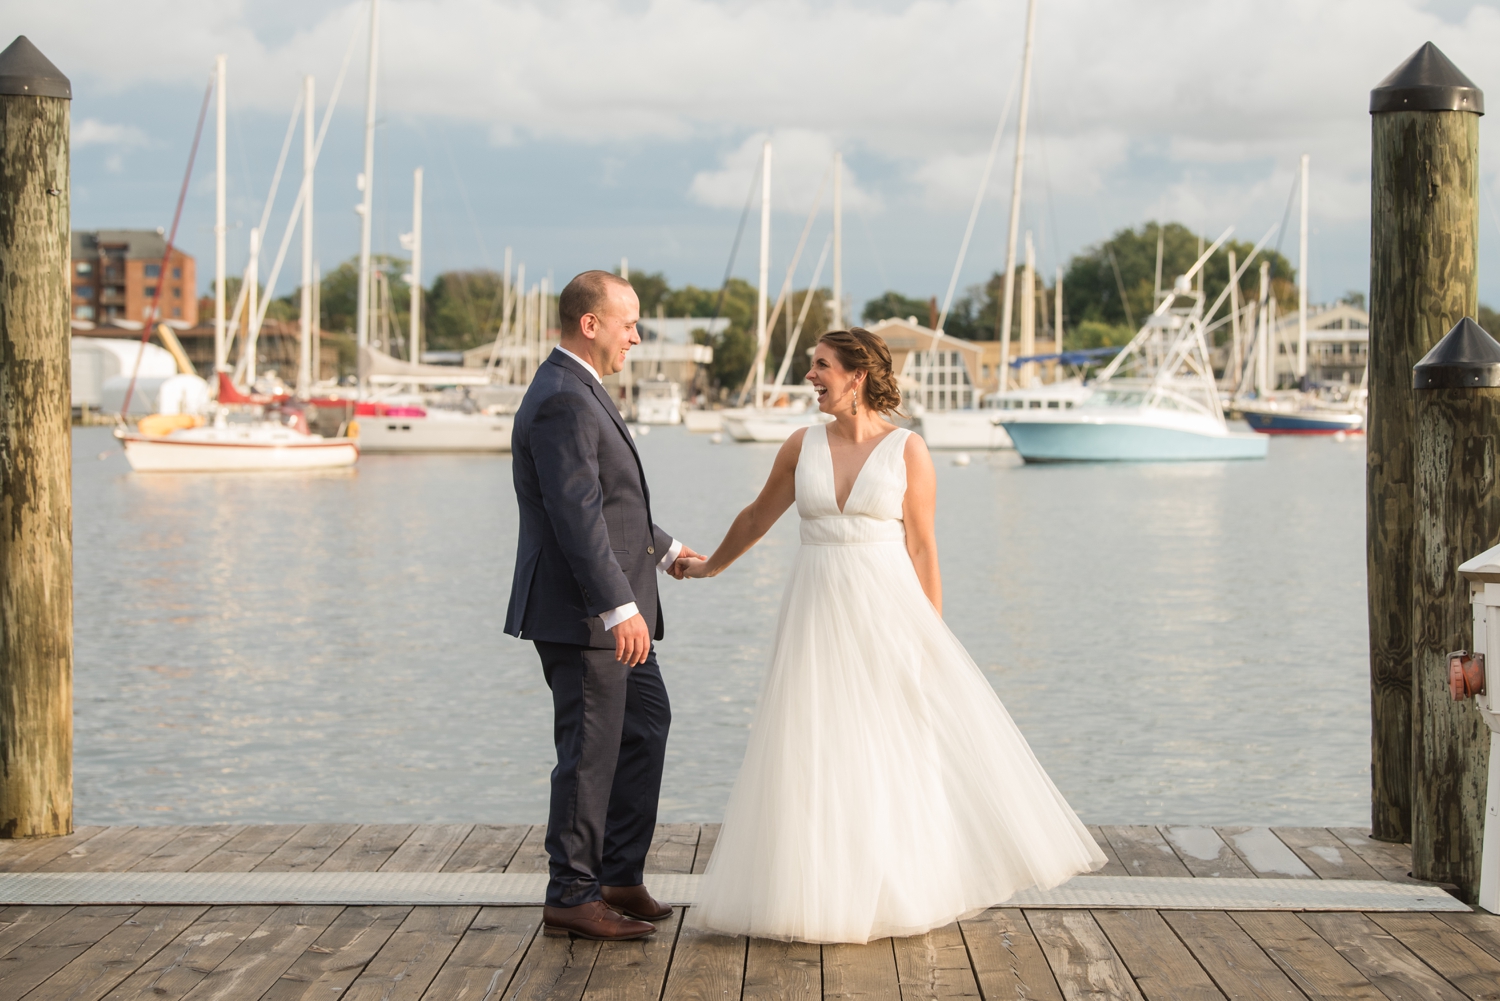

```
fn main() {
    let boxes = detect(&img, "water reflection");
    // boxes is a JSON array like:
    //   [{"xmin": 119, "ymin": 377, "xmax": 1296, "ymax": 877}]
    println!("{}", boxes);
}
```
[{"xmin": 73, "ymin": 426, "xmax": 1369, "ymax": 826}]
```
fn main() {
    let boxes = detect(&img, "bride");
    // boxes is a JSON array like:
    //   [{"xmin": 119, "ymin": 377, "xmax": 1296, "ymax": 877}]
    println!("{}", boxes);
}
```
[{"xmin": 676, "ymin": 328, "xmax": 1105, "ymax": 944}]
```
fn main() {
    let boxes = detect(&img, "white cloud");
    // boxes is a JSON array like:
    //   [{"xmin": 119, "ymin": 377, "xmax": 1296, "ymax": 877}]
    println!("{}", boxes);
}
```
[
  {"xmin": 72, "ymin": 118, "xmax": 149, "ymax": 149},
  {"xmin": 689, "ymin": 130, "xmax": 879, "ymax": 214}
]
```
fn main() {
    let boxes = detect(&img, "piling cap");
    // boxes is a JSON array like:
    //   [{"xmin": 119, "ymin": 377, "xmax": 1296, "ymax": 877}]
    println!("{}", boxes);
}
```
[
  {"xmin": 1371, "ymin": 42, "xmax": 1482, "ymax": 115},
  {"xmin": 1412, "ymin": 317, "xmax": 1500, "ymax": 389},
  {"xmin": 0, "ymin": 36, "xmax": 70, "ymax": 100}
]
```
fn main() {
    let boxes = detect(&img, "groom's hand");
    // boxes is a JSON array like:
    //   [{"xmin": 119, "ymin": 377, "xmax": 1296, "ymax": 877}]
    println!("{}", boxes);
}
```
[
  {"xmin": 667, "ymin": 544, "xmax": 704, "ymax": 580},
  {"xmin": 611, "ymin": 613, "xmax": 652, "ymax": 667}
]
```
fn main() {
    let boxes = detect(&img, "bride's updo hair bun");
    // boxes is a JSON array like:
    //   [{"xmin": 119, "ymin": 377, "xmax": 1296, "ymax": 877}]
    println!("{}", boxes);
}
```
[{"xmin": 819, "ymin": 328, "xmax": 905, "ymax": 414}]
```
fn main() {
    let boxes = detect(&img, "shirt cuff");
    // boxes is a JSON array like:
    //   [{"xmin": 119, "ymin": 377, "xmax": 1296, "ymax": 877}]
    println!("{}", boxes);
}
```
[
  {"xmin": 657, "ymin": 539, "xmax": 683, "ymax": 572},
  {"xmin": 600, "ymin": 602, "xmax": 639, "ymax": 631}
]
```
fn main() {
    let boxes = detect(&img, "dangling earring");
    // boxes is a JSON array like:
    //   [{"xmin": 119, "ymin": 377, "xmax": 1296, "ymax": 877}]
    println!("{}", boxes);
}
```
[{"xmin": 851, "ymin": 380, "xmax": 860, "ymax": 416}]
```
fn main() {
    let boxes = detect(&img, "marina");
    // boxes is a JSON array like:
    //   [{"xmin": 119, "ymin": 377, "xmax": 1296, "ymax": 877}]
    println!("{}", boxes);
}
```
[{"xmin": 1, "ymin": 822, "xmax": 1497, "ymax": 1001}]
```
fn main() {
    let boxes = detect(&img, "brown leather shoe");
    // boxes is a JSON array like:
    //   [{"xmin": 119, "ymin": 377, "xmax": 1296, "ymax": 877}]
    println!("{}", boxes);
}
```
[
  {"xmin": 542, "ymin": 900, "xmax": 655, "ymax": 941},
  {"xmin": 601, "ymin": 883, "xmax": 674, "ymax": 921}
]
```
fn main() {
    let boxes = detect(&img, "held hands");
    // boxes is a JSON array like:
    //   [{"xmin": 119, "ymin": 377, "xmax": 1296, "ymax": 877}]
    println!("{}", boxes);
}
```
[
  {"xmin": 665, "ymin": 543, "xmax": 705, "ymax": 580},
  {"xmin": 673, "ymin": 556, "xmax": 712, "ymax": 579}
]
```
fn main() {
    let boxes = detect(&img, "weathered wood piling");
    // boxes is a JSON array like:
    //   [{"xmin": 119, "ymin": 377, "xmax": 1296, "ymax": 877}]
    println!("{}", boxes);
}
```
[
  {"xmin": 0, "ymin": 36, "xmax": 73, "ymax": 838},
  {"xmin": 1412, "ymin": 318, "xmax": 1500, "ymax": 901},
  {"xmin": 1366, "ymin": 42, "xmax": 1482, "ymax": 844}
]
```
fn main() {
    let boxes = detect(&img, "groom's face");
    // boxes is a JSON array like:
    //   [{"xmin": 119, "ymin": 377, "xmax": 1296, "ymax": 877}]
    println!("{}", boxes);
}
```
[{"xmin": 586, "ymin": 284, "xmax": 642, "ymax": 377}]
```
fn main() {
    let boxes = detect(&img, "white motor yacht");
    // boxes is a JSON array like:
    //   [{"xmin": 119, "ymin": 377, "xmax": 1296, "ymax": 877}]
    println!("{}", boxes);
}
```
[
  {"xmin": 635, "ymin": 380, "xmax": 683, "ymax": 425},
  {"xmin": 917, "ymin": 380, "xmax": 1092, "ymax": 450}
]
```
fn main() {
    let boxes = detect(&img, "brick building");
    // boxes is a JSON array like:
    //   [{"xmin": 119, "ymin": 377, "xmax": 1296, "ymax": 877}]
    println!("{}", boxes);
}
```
[{"xmin": 71, "ymin": 229, "xmax": 197, "ymax": 327}]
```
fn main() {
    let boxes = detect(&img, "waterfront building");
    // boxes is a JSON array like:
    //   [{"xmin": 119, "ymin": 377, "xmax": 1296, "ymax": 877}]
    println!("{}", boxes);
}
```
[
  {"xmin": 1272, "ymin": 302, "xmax": 1369, "ymax": 386},
  {"xmin": 71, "ymin": 229, "xmax": 197, "ymax": 327}
]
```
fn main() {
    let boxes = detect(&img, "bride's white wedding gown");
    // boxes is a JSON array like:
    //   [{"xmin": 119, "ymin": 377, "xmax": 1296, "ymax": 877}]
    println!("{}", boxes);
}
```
[{"xmin": 689, "ymin": 424, "xmax": 1105, "ymax": 944}]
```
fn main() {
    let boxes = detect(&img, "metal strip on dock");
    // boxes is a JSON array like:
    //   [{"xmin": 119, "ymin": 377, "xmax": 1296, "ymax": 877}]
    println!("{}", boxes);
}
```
[{"xmin": 0, "ymin": 872, "xmax": 1468, "ymax": 911}]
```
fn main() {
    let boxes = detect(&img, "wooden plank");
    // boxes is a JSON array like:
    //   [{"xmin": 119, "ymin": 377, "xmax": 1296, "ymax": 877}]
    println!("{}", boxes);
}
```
[
  {"xmin": 1328, "ymin": 828, "xmax": 1416, "ymax": 883},
  {"xmin": 380, "ymin": 824, "xmax": 474, "ymax": 872},
  {"xmin": 442, "ymin": 825, "xmax": 530, "ymax": 874},
  {"xmin": 1083, "ymin": 826, "xmax": 1130, "ymax": 878},
  {"xmin": 14, "ymin": 905, "xmax": 206, "ymax": 1001},
  {"xmin": 1091, "ymin": 909, "xmax": 1224, "ymax": 1000},
  {"xmin": 691, "ymin": 824, "xmax": 720, "ymax": 875},
  {"xmin": 0, "ymin": 907, "xmax": 73, "ymax": 958},
  {"xmin": 316, "ymin": 825, "xmax": 418, "ymax": 873},
  {"xmin": 1161, "ymin": 910, "xmax": 1309, "ymax": 1001},
  {"xmin": 504, "ymin": 826, "xmax": 550, "ymax": 874},
  {"xmin": 644, "ymin": 824, "xmax": 699, "ymax": 875},
  {"xmin": 191, "ymin": 826, "xmax": 301, "ymax": 873},
  {"xmin": 501, "ymin": 930, "xmax": 599, "ymax": 1001},
  {"xmin": 1232, "ymin": 911, "xmax": 1386, "ymax": 1000},
  {"xmin": 418, "ymin": 907, "xmax": 540, "ymax": 1001},
  {"xmin": 1100, "ymin": 825, "xmax": 1192, "ymax": 877},
  {"xmin": 1300, "ymin": 912, "xmax": 1470, "ymax": 1001},
  {"xmin": 1269, "ymin": 828, "xmax": 1383, "ymax": 881},
  {"xmin": 37, "ymin": 828, "xmax": 181, "ymax": 873},
  {"xmin": 0, "ymin": 906, "xmax": 139, "ymax": 1001},
  {"xmin": 823, "ymin": 937, "xmax": 900, "ymax": 1001},
  {"xmin": 176, "ymin": 905, "xmax": 343, "ymax": 1001},
  {"xmin": 892, "ymin": 923, "xmax": 980, "ymax": 998},
  {"xmin": 1435, "ymin": 911, "xmax": 1500, "ymax": 962},
  {"xmin": 581, "ymin": 909, "xmax": 683, "ymax": 1001},
  {"xmin": 131, "ymin": 827, "xmax": 247, "ymax": 873},
  {"xmin": 660, "ymin": 924, "xmax": 746, "ymax": 1001},
  {"xmin": 1215, "ymin": 827, "xmax": 1317, "ymax": 879},
  {"xmin": 1026, "ymin": 910, "xmax": 1145, "ymax": 1001},
  {"xmin": 104, "ymin": 905, "xmax": 278, "ymax": 1001},
  {"xmin": 257, "ymin": 906, "xmax": 410, "ymax": 1001},
  {"xmin": 0, "ymin": 828, "xmax": 107, "ymax": 872},
  {"xmin": 339, "ymin": 905, "xmax": 478, "ymax": 1001},
  {"xmin": 1159, "ymin": 826, "xmax": 1256, "ymax": 879},
  {"xmin": 1367, "ymin": 912, "xmax": 1500, "ymax": 999},
  {"xmin": 958, "ymin": 909, "xmax": 1063, "ymax": 1001},
  {"xmin": 253, "ymin": 824, "xmax": 360, "ymax": 873},
  {"xmin": 742, "ymin": 938, "xmax": 819, "ymax": 1001}
]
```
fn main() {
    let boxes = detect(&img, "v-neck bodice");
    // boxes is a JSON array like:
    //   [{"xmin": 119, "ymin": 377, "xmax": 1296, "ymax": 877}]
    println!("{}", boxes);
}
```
[{"xmin": 795, "ymin": 424, "xmax": 910, "ymax": 546}]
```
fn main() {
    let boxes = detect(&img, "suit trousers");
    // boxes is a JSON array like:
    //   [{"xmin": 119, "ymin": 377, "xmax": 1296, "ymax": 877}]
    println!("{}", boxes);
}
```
[{"xmin": 535, "ymin": 640, "xmax": 671, "ymax": 908}]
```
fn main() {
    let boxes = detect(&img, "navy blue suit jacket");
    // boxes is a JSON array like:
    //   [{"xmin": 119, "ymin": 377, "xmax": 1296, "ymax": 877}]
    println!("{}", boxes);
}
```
[{"xmin": 504, "ymin": 350, "xmax": 673, "ymax": 648}]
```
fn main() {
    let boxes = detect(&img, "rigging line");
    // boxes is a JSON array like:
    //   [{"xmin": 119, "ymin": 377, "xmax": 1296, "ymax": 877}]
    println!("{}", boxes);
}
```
[
  {"xmin": 708, "ymin": 151, "xmax": 764, "ymax": 332},
  {"xmin": 248, "ymin": 27, "xmax": 363, "ymax": 337},
  {"xmin": 1269, "ymin": 164, "xmax": 1299, "ymax": 280},
  {"xmin": 1106, "ymin": 246, "xmax": 1134, "ymax": 330},
  {"xmin": 254, "ymin": 91, "xmax": 305, "ymax": 257},
  {"xmin": 121, "ymin": 73, "xmax": 215, "ymax": 421},
  {"xmin": 935, "ymin": 66, "xmax": 1020, "ymax": 337},
  {"xmin": 427, "ymin": 122, "xmax": 506, "ymax": 338},
  {"xmin": 771, "ymin": 232, "xmax": 834, "ymax": 390}
]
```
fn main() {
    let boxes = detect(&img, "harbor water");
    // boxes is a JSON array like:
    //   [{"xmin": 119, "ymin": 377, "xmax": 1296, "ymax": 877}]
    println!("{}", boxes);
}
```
[{"xmin": 74, "ymin": 425, "xmax": 1369, "ymax": 827}]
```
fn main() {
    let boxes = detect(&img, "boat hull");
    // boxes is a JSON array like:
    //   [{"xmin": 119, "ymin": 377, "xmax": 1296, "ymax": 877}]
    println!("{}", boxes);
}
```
[
  {"xmin": 1242, "ymin": 410, "xmax": 1363, "ymax": 435},
  {"xmin": 356, "ymin": 413, "xmax": 513, "ymax": 452},
  {"xmin": 723, "ymin": 413, "xmax": 829, "ymax": 442},
  {"xmin": 916, "ymin": 411, "xmax": 1015, "ymax": 450},
  {"xmin": 1002, "ymin": 420, "xmax": 1268, "ymax": 463},
  {"xmin": 119, "ymin": 434, "xmax": 359, "ymax": 472},
  {"xmin": 682, "ymin": 410, "xmax": 723, "ymax": 433}
]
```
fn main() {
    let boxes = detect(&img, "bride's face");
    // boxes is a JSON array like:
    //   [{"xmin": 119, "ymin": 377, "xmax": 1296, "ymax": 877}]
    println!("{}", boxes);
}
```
[{"xmin": 807, "ymin": 343, "xmax": 862, "ymax": 414}]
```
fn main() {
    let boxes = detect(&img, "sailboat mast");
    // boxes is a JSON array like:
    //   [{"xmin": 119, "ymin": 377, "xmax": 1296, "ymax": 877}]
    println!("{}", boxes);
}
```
[
  {"xmin": 756, "ymin": 140, "xmax": 772, "ymax": 408},
  {"xmin": 832, "ymin": 151, "xmax": 842, "ymax": 329},
  {"xmin": 298, "ymin": 74, "xmax": 315, "ymax": 396},
  {"xmin": 1257, "ymin": 260, "xmax": 1271, "ymax": 396},
  {"xmin": 1297, "ymin": 152, "xmax": 1309, "ymax": 382},
  {"xmin": 1228, "ymin": 249, "xmax": 1241, "ymax": 389},
  {"xmin": 409, "ymin": 167, "xmax": 423, "ymax": 363},
  {"xmin": 995, "ymin": 0, "xmax": 1037, "ymax": 395},
  {"xmin": 215, "ymin": 54, "xmax": 227, "ymax": 374},
  {"xmin": 246, "ymin": 227, "xmax": 260, "ymax": 385},
  {"xmin": 1020, "ymin": 232, "xmax": 1036, "ymax": 387},
  {"xmin": 355, "ymin": 0, "xmax": 380, "ymax": 397}
]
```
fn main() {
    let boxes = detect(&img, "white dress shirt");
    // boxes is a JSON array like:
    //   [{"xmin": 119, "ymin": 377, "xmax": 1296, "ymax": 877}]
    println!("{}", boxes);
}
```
[{"xmin": 552, "ymin": 346, "xmax": 684, "ymax": 631}]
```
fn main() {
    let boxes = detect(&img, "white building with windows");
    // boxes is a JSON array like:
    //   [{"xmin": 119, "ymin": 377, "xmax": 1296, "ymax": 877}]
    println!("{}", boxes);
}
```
[
  {"xmin": 1273, "ymin": 302, "xmax": 1369, "ymax": 386},
  {"xmin": 863, "ymin": 317, "xmax": 982, "ymax": 412}
]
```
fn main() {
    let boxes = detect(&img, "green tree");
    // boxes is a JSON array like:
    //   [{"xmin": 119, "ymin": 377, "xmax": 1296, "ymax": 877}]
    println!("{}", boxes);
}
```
[
  {"xmin": 426, "ymin": 270, "xmax": 507, "ymax": 352},
  {"xmin": 628, "ymin": 271, "xmax": 671, "ymax": 315},
  {"xmin": 862, "ymin": 290, "xmax": 933, "ymax": 326},
  {"xmin": 1061, "ymin": 222, "xmax": 1296, "ymax": 342}
]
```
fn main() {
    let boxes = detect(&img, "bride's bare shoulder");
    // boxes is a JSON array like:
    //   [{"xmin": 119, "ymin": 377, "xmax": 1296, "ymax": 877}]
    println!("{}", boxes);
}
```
[{"xmin": 772, "ymin": 425, "xmax": 811, "ymax": 469}]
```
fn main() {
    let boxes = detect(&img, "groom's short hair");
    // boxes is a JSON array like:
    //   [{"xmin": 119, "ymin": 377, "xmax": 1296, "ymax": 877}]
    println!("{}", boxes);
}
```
[{"xmin": 559, "ymin": 270, "xmax": 634, "ymax": 335}]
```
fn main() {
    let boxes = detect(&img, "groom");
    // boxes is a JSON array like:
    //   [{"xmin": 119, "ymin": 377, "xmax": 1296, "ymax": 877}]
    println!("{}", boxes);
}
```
[{"xmin": 505, "ymin": 270, "xmax": 699, "ymax": 941}]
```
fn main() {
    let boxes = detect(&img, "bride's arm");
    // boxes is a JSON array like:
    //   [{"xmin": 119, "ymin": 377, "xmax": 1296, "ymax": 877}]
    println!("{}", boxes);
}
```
[
  {"xmin": 901, "ymin": 433, "xmax": 942, "ymax": 615},
  {"xmin": 683, "ymin": 428, "xmax": 805, "ymax": 578}
]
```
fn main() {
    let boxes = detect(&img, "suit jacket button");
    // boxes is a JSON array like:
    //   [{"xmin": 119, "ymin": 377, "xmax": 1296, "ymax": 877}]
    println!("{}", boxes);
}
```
[{"xmin": 647, "ymin": 546, "xmax": 655, "ymax": 555}]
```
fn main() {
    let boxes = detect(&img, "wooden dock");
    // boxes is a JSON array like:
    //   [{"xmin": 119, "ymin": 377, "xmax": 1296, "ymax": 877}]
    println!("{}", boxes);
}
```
[{"xmin": 0, "ymin": 822, "xmax": 1496, "ymax": 1000}]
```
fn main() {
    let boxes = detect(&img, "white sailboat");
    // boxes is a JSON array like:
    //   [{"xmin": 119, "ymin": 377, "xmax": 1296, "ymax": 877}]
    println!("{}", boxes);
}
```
[{"xmin": 999, "ymin": 230, "xmax": 1268, "ymax": 463}]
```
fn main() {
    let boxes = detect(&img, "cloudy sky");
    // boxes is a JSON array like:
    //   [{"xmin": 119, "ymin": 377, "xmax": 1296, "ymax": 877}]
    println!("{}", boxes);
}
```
[{"xmin": 23, "ymin": 0, "xmax": 1500, "ymax": 316}]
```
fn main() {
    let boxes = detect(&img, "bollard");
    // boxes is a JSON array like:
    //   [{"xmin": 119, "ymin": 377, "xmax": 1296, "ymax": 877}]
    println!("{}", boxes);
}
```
[
  {"xmin": 1411, "ymin": 318, "xmax": 1500, "ymax": 900},
  {"xmin": 1367, "ymin": 42, "xmax": 1483, "ymax": 843},
  {"xmin": 0, "ymin": 36, "xmax": 73, "ymax": 838}
]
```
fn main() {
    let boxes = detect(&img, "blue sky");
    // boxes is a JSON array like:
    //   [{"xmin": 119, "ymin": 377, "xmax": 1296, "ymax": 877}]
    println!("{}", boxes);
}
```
[{"xmin": 28, "ymin": 0, "xmax": 1500, "ymax": 316}]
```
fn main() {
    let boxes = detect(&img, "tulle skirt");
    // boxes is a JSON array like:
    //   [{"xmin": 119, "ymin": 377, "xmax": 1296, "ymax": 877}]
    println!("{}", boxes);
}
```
[{"xmin": 688, "ymin": 537, "xmax": 1106, "ymax": 944}]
